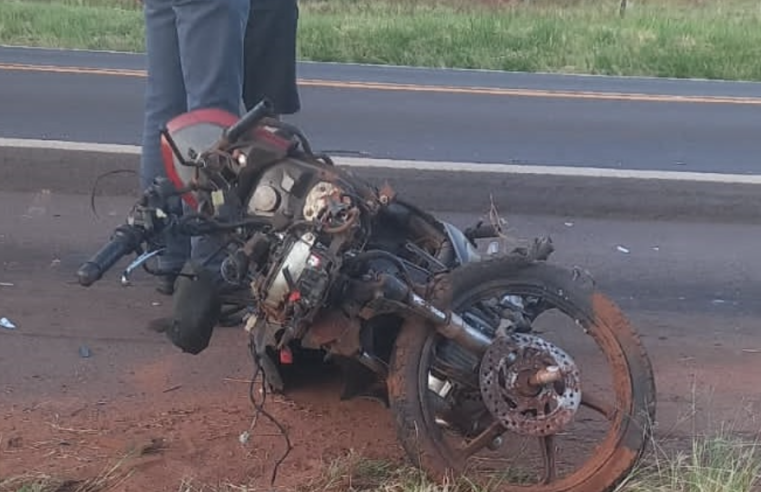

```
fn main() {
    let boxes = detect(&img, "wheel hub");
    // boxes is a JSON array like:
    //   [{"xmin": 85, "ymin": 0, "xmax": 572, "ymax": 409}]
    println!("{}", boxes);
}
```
[{"xmin": 479, "ymin": 333, "xmax": 582, "ymax": 437}]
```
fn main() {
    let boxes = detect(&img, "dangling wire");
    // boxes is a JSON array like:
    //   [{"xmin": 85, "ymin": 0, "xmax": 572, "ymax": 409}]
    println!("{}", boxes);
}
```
[
  {"xmin": 246, "ymin": 341, "xmax": 293, "ymax": 486},
  {"xmin": 89, "ymin": 169, "xmax": 139, "ymax": 219}
]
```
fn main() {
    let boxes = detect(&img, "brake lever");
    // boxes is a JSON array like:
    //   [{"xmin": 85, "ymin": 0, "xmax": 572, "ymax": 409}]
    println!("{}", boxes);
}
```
[{"xmin": 120, "ymin": 248, "xmax": 166, "ymax": 286}]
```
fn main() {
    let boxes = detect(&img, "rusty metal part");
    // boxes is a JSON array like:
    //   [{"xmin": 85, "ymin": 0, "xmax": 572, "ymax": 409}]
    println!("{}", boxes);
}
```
[
  {"xmin": 303, "ymin": 181, "xmax": 339, "ymax": 221},
  {"xmin": 301, "ymin": 310, "xmax": 362, "ymax": 358},
  {"xmin": 322, "ymin": 206, "xmax": 359, "ymax": 235},
  {"xmin": 479, "ymin": 333, "xmax": 581, "ymax": 437},
  {"xmin": 378, "ymin": 182, "xmax": 396, "ymax": 205},
  {"xmin": 529, "ymin": 365, "xmax": 563, "ymax": 387}
]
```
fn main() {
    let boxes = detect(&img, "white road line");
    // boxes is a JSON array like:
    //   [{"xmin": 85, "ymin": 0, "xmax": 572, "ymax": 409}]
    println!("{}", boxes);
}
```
[
  {"xmin": 0, "ymin": 138, "xmax": 141, "ymax": 154},
  {"xmin": 2, "ymin": 137, "xmax": 759, "ymax": 185}
]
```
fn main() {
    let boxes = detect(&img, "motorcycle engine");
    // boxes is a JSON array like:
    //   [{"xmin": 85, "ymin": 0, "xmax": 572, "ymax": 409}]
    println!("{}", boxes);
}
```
[
  {"xmin": 261, "ymin": 230, "xmax": 332, "ymax": 315},
  {"xmin": 253, "ymin": 177, "xmax": 358, "ymax": 329}
]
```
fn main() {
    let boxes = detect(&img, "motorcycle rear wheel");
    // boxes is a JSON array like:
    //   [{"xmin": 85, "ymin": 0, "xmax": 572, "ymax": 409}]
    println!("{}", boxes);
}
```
[{"xmin": 387, "ymin": 256, "xmax": 656, "ymax": 492}]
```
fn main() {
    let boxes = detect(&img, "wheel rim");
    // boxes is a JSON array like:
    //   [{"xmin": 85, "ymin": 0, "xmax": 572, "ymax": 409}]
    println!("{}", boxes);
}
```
[{"xmin": 415, "ymin": 282, "xmax": 646, "ymax": 491}]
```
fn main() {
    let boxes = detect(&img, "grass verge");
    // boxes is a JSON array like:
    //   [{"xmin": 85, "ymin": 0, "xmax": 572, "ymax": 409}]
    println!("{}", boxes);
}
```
[
  {"xmin": 3, "ymin": 0, "xmax": 761, "ymax": 80},
  {"xmin": 4, "ymin": 432, "xmax": 758, "ymax": 492}
]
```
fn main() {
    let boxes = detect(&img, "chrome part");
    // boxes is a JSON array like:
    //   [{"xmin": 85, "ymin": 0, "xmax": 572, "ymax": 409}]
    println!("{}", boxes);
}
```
[
  {"xmin": 436, "ymin": 311, "xmax": 492, "ymax": 355},
  {"xmin": 427, "ymin": 373, "xmax": 453, "ymax": 399},
  {"xmin": 408, "ymin": 289, "xmax": 492, "ymax": 355},
  {"xmin": 120, "ymin": 248, "xmax": 166, "ymax": 286},
  {"xmin": 410, "ymin": 292, "xmax": 448, "ymax": 323}
]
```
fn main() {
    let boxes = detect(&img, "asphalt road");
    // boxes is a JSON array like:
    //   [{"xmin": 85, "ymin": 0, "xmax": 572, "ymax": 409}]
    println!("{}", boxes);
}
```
[
  {"xmin": 3, "ymin": 191, "xmax": 758, "ymax": 317},
  {"xmin": 2, "ymin": 46, "xmax": 761, "ymax": 174}
]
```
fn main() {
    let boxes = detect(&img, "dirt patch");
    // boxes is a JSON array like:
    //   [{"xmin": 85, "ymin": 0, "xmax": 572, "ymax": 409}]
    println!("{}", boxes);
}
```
[
  {"xmin": 1, "ymin": 380, "xmax": 403, "ymax": 491},
  {"xmin": 2, "ymin": 272, "xmax": 759, "ymax": 491}
]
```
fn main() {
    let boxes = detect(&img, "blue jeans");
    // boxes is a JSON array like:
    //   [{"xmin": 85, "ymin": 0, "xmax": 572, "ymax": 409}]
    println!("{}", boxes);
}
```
[{"xmin": 140, "ymin": 0, "xmax": 250, "ymax": 276}]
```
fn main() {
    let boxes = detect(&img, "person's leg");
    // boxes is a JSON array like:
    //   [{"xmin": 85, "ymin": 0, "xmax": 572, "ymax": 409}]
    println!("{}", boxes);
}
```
[
  {"xmin": 141, "ymin": 0, "xmax": 191, "ymax": 294},
  {"xmin": 174, "ymin": 0, "xmax": 250, "ymax": 284},
  {"xmin": 175, "ymin": 0, "xmax": 250, "ymax": 115},
  {"xmin": 243, "ymin": 0, "xmax": 301, "ymax": 114}
]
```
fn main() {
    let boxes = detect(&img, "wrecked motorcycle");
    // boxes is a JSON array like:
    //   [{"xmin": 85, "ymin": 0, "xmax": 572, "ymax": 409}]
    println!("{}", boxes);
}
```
[{"xmin": 77, "ymin": 99, "xmax": 656, "ymax": 491}]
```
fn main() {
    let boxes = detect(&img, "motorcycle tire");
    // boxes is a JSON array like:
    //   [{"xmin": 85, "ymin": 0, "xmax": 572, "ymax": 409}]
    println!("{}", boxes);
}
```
[{"xmin": 387, "ymin": 255, "xmax": 656, "ymax": 492}]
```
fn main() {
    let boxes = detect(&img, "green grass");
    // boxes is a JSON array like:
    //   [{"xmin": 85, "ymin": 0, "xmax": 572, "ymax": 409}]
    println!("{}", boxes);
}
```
[{"xmin": 3, "ymin": 0, "xmax": 761, "ymax": 80}]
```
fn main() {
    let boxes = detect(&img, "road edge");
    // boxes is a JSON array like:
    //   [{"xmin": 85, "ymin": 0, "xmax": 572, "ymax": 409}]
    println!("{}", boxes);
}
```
[{"xmin": 3, "ymin": 141, "xmax": 761, "ymax": 223}]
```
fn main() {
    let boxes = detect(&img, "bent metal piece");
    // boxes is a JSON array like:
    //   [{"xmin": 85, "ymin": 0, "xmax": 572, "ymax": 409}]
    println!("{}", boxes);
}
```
[{"xmin": 121, "ymin": 248, "xmax": 166, "ymax": 286}]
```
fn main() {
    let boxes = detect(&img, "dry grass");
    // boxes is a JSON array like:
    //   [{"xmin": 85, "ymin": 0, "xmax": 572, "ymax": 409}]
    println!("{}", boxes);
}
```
[
  {"xmin": 11, "ymin": 433, "xmax": 749, "ymax": 492},
  {"xmin": 617, "ymin": 425, "xmax": 761, "ymax": 492},
  {"xmin": 0, "ymin": 454, "xmax": 134, "ymax": 492},
  {"xmin": 2, "ymin": 404, "xmax": 759, "ymax": 492},
  {"xmin": 172, "ymin": 434, "xmax": 761, "ymax": 492}
]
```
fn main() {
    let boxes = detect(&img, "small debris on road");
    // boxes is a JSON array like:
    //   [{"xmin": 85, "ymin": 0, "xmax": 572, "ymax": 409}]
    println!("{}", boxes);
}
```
[
  {"xmin": 79, "ymin": 345, "xmax": 92, "ymax": 358},
  {"xmin": 616, "ymin": 245, "xmax": 630, "ymax": 254},
  {"xmin": 1, "ymin": 317, "xmax": 17, "ymax": 330}
]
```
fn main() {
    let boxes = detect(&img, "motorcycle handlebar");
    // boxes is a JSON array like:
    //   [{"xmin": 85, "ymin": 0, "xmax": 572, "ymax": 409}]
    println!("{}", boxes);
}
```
[
  {"xmin": 223, "ymin": 98, "xmax": 274, "ymax": 144},
  {"xmin": 77, "ymin": 224, "xmax": 145, "ymax": 287}
]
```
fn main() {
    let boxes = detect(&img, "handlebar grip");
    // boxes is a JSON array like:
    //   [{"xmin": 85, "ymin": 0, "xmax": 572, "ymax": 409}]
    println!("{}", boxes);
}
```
[
  {"xmin": 224, "ymin": 98, "xmax": 274, "ymax": 144},
  {"xmin": 77, "ymin": 224, "xmax": 144, "ymax": 287}
]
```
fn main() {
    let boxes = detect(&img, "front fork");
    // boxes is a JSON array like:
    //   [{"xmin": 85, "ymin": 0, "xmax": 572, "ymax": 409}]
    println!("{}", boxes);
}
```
[{"xmin": 359, "ymin": 273, "xmax": 491, "ymax": 356}]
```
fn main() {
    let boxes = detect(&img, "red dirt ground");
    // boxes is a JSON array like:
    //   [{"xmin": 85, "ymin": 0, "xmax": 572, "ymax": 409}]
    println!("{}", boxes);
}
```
[
  {"xmin": 4, "ymin": 273, "xmax": 761, "ymax": 492},
  {"xmin": 0, "ymin": 275, "xmax": 409, "ymax": 491}
]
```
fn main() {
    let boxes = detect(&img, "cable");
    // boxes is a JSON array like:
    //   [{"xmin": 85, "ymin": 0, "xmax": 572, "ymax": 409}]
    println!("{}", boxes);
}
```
[
  {"xmin": 89, "ymin": 169, "xmax": 138, "ymax": 219},
  {"xmin": 246, "ymin": 342, "xmax": 293, "ymax": 486}
]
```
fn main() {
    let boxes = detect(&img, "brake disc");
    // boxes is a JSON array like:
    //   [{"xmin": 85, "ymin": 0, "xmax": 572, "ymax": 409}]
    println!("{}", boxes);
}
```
[{"xmin": 479, "ymin": 333, "xmax": 582, "ymax": 437}]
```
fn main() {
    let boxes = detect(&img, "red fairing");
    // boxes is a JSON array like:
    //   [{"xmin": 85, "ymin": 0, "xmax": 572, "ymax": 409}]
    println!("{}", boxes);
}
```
[{"xmin": 160, "ymin": 108, "xmax": 239, "ymax": 208}]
